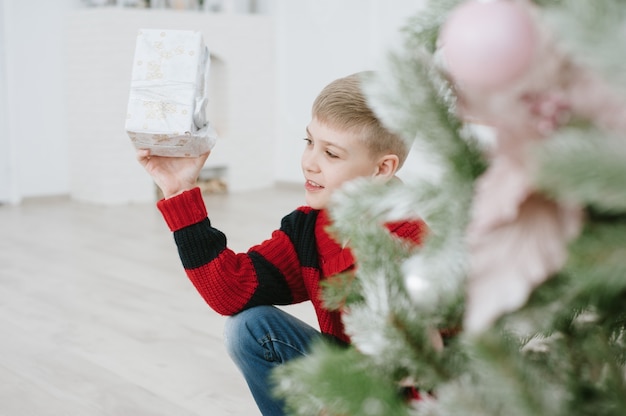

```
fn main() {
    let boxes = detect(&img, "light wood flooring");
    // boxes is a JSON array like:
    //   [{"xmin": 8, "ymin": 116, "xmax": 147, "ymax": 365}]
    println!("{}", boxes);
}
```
[{"xmin": 0, "ymin": 184, "xmax": 318, "ymax": 416}]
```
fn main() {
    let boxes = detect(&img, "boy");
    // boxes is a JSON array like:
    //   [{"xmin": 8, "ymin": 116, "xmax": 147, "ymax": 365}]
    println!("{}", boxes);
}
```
[{"xmin": 137, "ymin": 72, "xmax": 426, "ymax": 415}]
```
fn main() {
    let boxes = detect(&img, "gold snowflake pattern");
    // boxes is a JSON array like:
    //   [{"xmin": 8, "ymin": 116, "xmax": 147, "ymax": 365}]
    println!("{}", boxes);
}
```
[
  {"xmin": 146, "ymin": 61, "xmax": 163, "ymax": 80},
  {"xmin": 153, "ymin": 134, "xmax": 171, "ymax": 143},
  {"xmin": 143, "ymin": 100, "xmax": 177, "ymax": 120},
  {"xmin": 144, "ymin": 37, "xmax": 190, "ymax": 79}
]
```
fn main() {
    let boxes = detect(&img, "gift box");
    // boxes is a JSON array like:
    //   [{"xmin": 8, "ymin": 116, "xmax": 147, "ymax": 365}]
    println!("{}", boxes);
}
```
[{"xmin": 125, "ymin": 29, "xmax": 217, "ymax": 157}]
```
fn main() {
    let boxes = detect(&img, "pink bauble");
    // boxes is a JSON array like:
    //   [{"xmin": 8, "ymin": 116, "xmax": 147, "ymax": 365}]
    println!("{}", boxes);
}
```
[{"xmin": 439, "ymin": 0, "xmax": 537, "ymax": 90}]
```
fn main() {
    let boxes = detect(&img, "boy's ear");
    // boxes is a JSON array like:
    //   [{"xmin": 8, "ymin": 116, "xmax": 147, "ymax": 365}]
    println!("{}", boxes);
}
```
[{"xmin": 375, "ymin": 154, "xmax": 400, "ymax": 179}]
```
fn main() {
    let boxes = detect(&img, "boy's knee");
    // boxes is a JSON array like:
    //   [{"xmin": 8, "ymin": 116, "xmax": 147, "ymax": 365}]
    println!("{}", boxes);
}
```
[{"xmin": 223, "ymin": 306, "xmax": 274, "ymax": 359}]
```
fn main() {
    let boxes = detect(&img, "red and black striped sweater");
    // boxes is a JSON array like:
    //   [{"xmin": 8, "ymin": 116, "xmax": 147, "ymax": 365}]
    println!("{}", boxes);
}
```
[{"xmin": 157, "ymin": 187, "xmax": 427, "ymax": 345}]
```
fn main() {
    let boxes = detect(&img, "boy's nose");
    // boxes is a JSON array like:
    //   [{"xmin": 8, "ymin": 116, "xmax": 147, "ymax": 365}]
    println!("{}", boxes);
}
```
[{"xmin": 301, "ymin": 151, "xmax": 319, "ymax": 172}]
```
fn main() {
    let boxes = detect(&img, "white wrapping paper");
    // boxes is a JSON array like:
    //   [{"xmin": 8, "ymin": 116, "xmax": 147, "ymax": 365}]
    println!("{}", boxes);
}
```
[{"xmin": 126, "ymin": 29, "xmax": 217, "ymax": 157}]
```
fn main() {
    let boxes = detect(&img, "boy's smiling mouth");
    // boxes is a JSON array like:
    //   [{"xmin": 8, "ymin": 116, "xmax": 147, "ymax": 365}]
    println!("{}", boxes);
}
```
[{"xmin": 305, "ymin": 180, "xmax": 324, "ymax": 190}]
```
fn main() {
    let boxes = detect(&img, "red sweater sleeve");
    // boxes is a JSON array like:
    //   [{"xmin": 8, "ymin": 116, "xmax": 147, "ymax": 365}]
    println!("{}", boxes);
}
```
[
  {"xmin": 157, "ymin": 187, "xmax": 208, "ymax": 231},
  {"xmin": 157, "ymin": 188, "xmax": 309, "ymax": 315}
]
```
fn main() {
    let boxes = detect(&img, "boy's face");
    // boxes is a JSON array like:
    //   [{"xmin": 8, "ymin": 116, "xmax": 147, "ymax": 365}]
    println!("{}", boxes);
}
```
[{"xmin": 302, "ymin": 117, "xmax": 380, "ymax": 209}]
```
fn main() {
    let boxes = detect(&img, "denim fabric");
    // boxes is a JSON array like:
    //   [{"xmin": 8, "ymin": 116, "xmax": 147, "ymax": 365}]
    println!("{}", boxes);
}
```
[{"xmin": 224, "ymin": 306, "xmax": 321, "ymax": 416}]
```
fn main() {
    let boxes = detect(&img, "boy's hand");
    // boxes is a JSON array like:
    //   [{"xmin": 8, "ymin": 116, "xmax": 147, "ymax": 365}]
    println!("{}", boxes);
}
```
[{"xmin": 136, "ymin": 149, "xmax": 210, "ymax": 199}]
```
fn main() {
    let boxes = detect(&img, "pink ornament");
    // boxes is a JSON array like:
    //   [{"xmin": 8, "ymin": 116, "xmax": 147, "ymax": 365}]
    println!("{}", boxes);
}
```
[{"xmin": 439, "ymin": 0, "xmax": 537, "ymax": 90}]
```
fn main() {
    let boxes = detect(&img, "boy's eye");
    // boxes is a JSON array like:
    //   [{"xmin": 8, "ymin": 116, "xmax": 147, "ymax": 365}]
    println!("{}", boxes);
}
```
[{"xmin": 302, "ymin": 137, "xmax": 339, "ymax": 158}]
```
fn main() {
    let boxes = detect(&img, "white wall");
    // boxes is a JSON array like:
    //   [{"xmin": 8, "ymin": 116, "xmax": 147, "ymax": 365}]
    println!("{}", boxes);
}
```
[
  {"xmin": 0, "ymin": 0, "xmax": 80, "ymax": 203},
  {"xmin": 0, "ymin": 0, "xmax": 425, "ymax": 204},
  {"xmin": 0, "ymin": 0, "xmax": 17, "ymax": 204},
  {"xmin": 272, "ymin": 0, "xmax": 426, "ymax": 184}
]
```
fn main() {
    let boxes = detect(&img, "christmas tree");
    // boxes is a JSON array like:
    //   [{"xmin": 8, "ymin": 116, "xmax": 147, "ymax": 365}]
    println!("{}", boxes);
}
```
[{"xmin": 273, "ymin": 1, "xmax": 626, "ymax": 415}]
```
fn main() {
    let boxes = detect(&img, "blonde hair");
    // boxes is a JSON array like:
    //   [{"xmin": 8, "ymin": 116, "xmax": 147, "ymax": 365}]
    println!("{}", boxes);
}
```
[{"xmin": 311, "ymin": 72, "xmax": 409, "ymax": 168}]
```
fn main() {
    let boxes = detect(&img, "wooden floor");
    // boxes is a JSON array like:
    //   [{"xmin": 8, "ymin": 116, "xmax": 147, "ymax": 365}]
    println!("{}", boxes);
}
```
[{"xmin": 0, "ymin": 185, "xmax": 318, "ymax": 416}]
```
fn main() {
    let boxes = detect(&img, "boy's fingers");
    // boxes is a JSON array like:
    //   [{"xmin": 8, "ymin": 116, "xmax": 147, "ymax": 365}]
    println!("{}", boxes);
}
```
[
  {"xmin": 196, "ymin": 151, "xmax": 210, "ymax": 165},
  {"xmin": 136, "ymin": 148, "xmax": 151, "ymax": 162}
]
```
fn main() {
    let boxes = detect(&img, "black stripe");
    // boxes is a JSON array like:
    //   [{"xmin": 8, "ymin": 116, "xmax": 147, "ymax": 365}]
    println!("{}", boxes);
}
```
[
  {"xmin": 280, "ymin": 209, "xmax": 320, "ymax": 269},
  {"xmin": 173, "ymin": 218, "xmax": 227, "ymax": 269},
  {"xmin": 244, "ymin": 251, "xmax": 293, "ymax": 307}
]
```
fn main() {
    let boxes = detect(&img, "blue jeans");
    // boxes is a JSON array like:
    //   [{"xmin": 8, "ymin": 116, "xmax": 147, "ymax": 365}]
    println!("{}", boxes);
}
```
[{"xmin": 224, "ymin": 306, "xmax": 321, "ymax": 416}]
